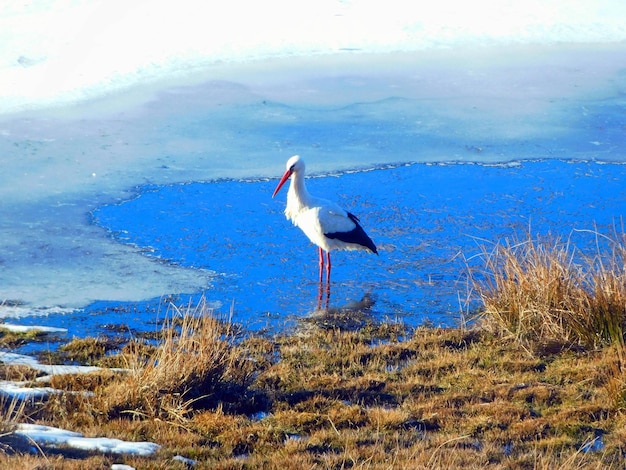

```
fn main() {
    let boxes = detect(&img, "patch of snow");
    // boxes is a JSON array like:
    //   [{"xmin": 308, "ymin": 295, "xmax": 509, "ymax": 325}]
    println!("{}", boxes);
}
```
[
  {"xmin": 0, "ymin": 380, "xmax": 59, "ymax": 400},
  {"xmin": 0, "ymin": 351, "xmax": 126, "ymax": 401},
  {"xmin": 173, "ymin": 455, "xmax": 197, "ymax": 466},
  {"xmin": 15, "ymin": 423, "xmax": 160, "ymax": 456},
  {"xmin": 0, "ymin": 323, "xmax": 67, "ymax": 335},
  {"xmin": 0, "ymin": 351, "xmax": 102, "ymax": 375}
]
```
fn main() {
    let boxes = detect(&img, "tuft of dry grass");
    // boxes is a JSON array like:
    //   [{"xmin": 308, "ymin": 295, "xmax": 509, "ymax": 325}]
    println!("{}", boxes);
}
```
[
  {"xmin": 0, "ymin": 396, "xmax": 26, "ymax": 437},
  {"xmin": 97, "ymin": 298, "xmax": 257, "ymax": 422},
  {"xmin": 471, "ymin": 229, "xmax": 626, "ymax": 410},
  {"xmin": 471, "ymin": 230, "xmax": 626, "ymax": 352}
]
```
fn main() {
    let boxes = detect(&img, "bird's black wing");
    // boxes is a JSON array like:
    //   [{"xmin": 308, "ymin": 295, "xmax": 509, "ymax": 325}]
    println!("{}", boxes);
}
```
[{"xmin": 325, "ymin": 212, "xmax": 378, "ymax": 254}]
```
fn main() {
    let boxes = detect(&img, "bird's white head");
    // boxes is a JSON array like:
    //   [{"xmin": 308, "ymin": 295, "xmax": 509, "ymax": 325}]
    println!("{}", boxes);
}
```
[
  {"xmin": 285, "ymin": 154, "xmax": 304, "ymax": 173},
  {"xmin": 272, "ymin": 155, "xmax": 304, "ymax": 198}
]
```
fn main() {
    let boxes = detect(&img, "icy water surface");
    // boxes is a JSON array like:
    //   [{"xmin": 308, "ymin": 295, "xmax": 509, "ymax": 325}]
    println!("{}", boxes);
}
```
[
  {"xmin": 8, "ymin": 156, "xmax": 626, "ymax": 354},
  {"xmin": 83, "ymin": 159, "xmax": 625, "ymax": 333}
]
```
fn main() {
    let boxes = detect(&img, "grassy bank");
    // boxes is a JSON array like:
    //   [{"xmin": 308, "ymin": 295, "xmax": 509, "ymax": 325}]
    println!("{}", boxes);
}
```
[{"xmin": 1, "ymin": 232, "xmax": 625, "ymax": 468}]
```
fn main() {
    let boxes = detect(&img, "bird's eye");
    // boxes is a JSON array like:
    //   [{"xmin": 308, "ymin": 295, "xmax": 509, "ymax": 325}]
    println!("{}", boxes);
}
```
[{"xmin": 289, "ymin": 164, "xmax": 296, "ymax": 172}]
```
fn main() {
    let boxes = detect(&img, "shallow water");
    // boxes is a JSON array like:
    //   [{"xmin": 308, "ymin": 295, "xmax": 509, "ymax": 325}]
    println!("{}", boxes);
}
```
[
  {"xmin": 7, "ymin": 156, "xmax": 626, "ymax": 350},
  {"xmin": 6, "ymin": 159, "xmax": 614, "ymax": 349}
]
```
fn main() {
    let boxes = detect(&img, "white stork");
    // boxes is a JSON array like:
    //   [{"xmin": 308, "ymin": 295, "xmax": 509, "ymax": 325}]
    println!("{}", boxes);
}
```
[{"xmin": 272, "ymin": 155, "xmax": 378, "ymax": 283}]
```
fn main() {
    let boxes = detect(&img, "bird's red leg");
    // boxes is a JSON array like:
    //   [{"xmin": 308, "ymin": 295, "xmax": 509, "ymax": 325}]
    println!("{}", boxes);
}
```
[
  {"xmin": 318, "ymin": 247, "xmax": 324, "ymax": 284},
  {"xmin": 326, "ymin": 252, "xmax": 331, "ymax": 282},
  {"xmin": 324, "ymin": 252, "xmax": 331, "ymax": 308}
]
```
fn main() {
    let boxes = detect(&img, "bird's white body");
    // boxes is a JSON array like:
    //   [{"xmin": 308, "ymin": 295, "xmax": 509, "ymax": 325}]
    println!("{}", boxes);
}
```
[
  {"xmin": 272, "ymin": 155, "xmax": 377, "ymax": 284},
  {"xmin": 284, "ymin": 174, "xmax": 364, "ymax": 253}
]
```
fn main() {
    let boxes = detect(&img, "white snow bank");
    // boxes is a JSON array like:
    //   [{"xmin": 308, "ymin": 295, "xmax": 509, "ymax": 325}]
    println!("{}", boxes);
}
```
[
  {"xmin": 0, "ymin": 351, "xmax": 103, "ymax": 376},
  {"xmin": 0, "ymin": 323, "xmax": 67, "ymax": 335},
  {"xmin": 0, "ymin": 380, "xmax": 60, "ymax": 400},
  {"xmin": 15, "ymin": 423, "xmax": 160, "ymax": 456},
  {"xmin": 2, "ymin": 0, "xmax": 625, "ymax": 114}
]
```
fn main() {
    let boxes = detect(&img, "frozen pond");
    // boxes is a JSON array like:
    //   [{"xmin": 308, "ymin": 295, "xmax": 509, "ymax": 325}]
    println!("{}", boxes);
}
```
[
  {"xmin": 91, "ymin": 159, "xmax": 626, "ymax": 331},
  {"xmin": 9, "ymin": 156, "xmax": 626, "ymax": 349}
]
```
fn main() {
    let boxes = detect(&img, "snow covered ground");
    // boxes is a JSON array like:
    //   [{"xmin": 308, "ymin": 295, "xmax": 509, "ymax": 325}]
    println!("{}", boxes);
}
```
[
  {"xmin": 14, "ymin": 423, "xmax": 160, "ymax": 457},
  {"xmin": 0, "ymin": 343, "xmax": 161, "ymax": 464}
]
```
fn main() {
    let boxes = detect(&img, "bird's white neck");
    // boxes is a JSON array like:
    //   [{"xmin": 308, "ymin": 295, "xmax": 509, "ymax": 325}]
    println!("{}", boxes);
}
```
[{"xmin": 285, "ymin": 170, "xmax": 311, "ymax": 221}]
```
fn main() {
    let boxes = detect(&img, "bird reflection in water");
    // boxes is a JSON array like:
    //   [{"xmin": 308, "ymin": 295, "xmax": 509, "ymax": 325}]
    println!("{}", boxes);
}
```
[
  {"xmin": 318, "ymin": 279, "xmax": 331, "ymax": 310},
  {"xmin": 306, "ymin": 293, "xmax": 377, "ymax": 331}
]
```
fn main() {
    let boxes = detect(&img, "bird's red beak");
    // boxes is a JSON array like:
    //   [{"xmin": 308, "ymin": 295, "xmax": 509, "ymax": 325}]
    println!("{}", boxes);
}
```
[{"xmin": 272, "ymin": 169, "xmax": 292, "ymax": 198}]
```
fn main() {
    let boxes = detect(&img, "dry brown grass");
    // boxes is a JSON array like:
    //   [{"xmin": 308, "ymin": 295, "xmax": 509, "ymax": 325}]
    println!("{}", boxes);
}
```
[
  {"xmin": 96, "ymin": 298, "xmax": 257, "ymax": 422},
  {"xmin": 0, "ymin": 396, "xmax": 26, "ymax": 438},
  {"xmin": 471, "ymin": 229, "xmax": 626, "ymax": 412},
  {"xmin": 2, "ymin": 246, "xmax": 626, "ymax": 468},
  {"xmin": 471, "ymin": 231, "xmax": 626, "ymax": 352},
  {"xmin": 1, "ymin": 322, "xmax": 624, "ymax": 467}
]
